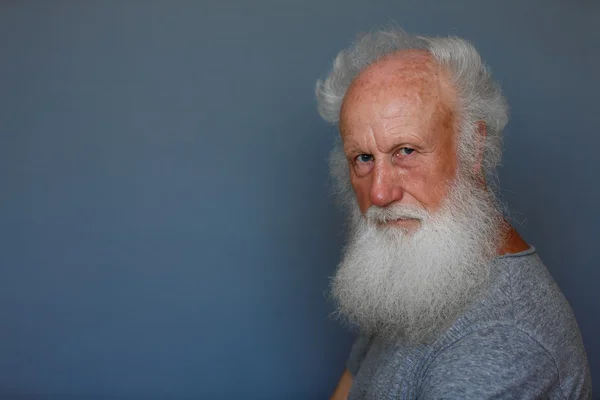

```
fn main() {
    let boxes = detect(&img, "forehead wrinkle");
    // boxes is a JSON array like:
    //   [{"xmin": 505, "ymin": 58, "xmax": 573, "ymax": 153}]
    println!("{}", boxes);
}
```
[
  {"xmin": 382, "ymin": 116, "xmax": 418, "ymax": 136},
  {"xmin": 340, "ymin": 50, "xmax": 458, "ymax": 154},
  {"xmin": 384, "ymin": 65, "xmax": 456, "ymax": 137}
]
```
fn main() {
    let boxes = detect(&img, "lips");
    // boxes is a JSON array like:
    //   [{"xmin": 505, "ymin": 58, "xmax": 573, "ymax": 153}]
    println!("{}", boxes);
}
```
[{"xmin": 387, "ymin": 217, "xmax": 421, "ymax": 230}]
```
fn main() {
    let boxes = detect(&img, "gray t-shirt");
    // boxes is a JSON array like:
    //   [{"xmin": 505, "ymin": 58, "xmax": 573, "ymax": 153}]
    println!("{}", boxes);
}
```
[{"xmin": 347, "ymin": 248, "xmax": 592, "ymax": 399}]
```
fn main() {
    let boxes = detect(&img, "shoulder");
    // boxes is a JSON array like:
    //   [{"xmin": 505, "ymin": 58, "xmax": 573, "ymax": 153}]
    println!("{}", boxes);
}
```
[
  {"xmin": 346, "ymin": 331, "xmax": 373, "ymax": 376},
  {"xmin": 419, "ymin": 325, "xmax": 565, "ymax": 399},
  {"xmin": 417, "ymin": 251, "xmax": 591, "ymax": 399}
]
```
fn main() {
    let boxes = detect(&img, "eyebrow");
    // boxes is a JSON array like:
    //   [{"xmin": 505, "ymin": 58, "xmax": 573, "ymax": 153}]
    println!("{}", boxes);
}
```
[
  {"xmin": 343, "ymin": 144, "xmax": 371, "ymax": 160},
  {"xmin": 343, "ymin": 145, "xmax": 366, "ymax": 158}
]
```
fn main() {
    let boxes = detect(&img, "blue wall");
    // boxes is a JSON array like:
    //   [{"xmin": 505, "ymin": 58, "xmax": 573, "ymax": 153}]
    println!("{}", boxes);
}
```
[{"xmin": 1, "ymin": 1, "xmax": 598, "ymax": 398}]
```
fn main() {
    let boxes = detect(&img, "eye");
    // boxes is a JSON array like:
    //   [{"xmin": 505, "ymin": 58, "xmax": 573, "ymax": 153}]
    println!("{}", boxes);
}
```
[
  {"xmin": 352, "ymin": 154, "xmax": 374, "ymax": 176},
  {"xmin": 397, "ymin": 147, "xmax": 415, "ymax": 156},
  {"xmin": 356, "ymin": 154, "xmax": 374, "ymax": 163}
]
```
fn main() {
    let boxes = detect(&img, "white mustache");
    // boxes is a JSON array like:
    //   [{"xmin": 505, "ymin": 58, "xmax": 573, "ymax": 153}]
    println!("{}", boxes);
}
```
[
  {"xmin": 365, "ymin": 204, "xmax": 428, "ymax": 224},
  {"xmin": 332, "ymin": 179, "xmax": 504, "ymax": 343}
]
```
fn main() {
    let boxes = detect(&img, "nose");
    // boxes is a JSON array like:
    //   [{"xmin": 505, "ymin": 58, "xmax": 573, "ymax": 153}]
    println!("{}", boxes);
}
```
[{"xmin": 369, "ymin": 161, "xmax": 403, "ymax": 208}]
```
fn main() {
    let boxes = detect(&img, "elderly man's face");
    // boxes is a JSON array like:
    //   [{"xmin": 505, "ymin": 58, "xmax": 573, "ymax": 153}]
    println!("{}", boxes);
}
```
[{"xmin": 339, "ymin": 51, "xmax": 458, "ymax": 229}]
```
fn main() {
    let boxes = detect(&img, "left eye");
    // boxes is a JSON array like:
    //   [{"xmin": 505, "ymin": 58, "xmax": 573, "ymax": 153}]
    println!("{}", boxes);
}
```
[{"xmin": 398, "ymin": 148, "xmax": 415, "ymax": 156}]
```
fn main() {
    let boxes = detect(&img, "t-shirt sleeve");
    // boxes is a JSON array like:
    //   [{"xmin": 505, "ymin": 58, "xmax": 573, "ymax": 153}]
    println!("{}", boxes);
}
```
[
  {"xmin": 346, "ymin": 331, "xmax": 372, "ymax": 377},
  {"xmin": 419, "ymin": 326, "xmax": 562, "ymax": 399}
]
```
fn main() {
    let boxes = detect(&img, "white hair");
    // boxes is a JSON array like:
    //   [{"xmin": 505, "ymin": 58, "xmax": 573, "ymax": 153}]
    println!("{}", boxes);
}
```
[
  {"xmin": 318, "ymin": 29, "xmax": 511, "ymax": 342},
  {"xmin": 331, "ymin": 175, "xmax": 506, "ymax": 343},
  {"xmin": 316, "ymin": 29, "xmax": 508, "ymax": 193}
]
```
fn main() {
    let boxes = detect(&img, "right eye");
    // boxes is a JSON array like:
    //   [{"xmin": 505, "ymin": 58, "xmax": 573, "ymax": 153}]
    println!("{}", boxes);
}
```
[
  {"xmin": 356, "ymin": 154, "xmax": 374, "ymax": 163},
  {"xmin": 353, "ymin": 154, "xmax": 374, "ymax": 176}
]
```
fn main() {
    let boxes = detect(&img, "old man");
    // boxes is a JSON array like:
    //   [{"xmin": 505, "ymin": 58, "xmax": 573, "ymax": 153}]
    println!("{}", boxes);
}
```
[{"xmin": 316, "ymin": 29, "xmax": 591, "ymax": 399}]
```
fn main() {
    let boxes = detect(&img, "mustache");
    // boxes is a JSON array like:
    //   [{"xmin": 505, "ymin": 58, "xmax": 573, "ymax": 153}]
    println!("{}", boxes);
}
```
[{"xmin": 365, "ymin": 203, "xmax": 428, "ymax": 224}]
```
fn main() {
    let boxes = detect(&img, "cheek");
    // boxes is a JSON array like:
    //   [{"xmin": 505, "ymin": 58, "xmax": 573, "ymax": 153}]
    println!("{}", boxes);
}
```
[
  {"xmin": 392, "ymin": 160, "xmax": 447, "ymax": 209},
  {"xmin": 350, "ymin": 176, "xmax": 372, "ymax": 213},
  {"xmin": 411, "ymin": 163, "xmax": 456, "ymax": 210}
]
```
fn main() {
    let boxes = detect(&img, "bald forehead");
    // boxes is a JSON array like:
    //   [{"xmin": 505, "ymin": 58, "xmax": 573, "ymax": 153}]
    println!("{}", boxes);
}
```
[
  {"xmin": 351, "ymin": 50, "xmax": 439, "ymax": 90},
  {"xmin": 341, "ymin": 50, "xmax": 456, "ymax": 118}
]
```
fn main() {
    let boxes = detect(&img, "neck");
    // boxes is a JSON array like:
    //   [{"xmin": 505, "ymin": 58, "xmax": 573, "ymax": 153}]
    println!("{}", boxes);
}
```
[{"xmin": 499, "ymin": 223, "xmax": 530, "ymax": 255}]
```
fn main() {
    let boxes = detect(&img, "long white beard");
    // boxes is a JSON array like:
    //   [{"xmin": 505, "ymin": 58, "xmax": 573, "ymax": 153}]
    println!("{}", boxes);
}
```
[{"xmin": 331, "ymin": 176, "xmax": 506, "ymax": 344}]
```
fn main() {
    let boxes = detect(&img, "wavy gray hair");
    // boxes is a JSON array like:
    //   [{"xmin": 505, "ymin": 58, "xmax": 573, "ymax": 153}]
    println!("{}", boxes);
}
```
[{"xmin": 315, "ymin": 29, "xmax": 508, "ymax": 205}]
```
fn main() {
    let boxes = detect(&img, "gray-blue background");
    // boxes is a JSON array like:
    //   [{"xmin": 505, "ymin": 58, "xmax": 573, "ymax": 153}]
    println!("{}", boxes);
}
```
[{"xmin": 1, "ymin": 1, "xmax": 598, "ymax": 398}]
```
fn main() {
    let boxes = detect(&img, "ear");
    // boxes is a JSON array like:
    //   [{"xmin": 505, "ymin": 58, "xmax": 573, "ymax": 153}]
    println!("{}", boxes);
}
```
[{"xmin": 473, "ymin": 121, "xmax": 487, "ymax": 178}]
